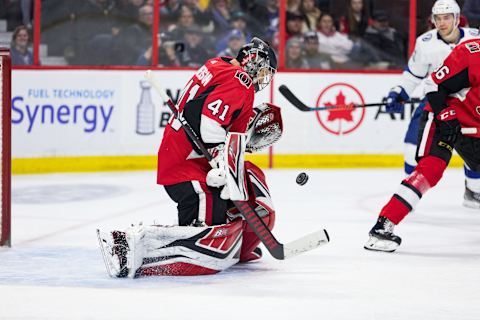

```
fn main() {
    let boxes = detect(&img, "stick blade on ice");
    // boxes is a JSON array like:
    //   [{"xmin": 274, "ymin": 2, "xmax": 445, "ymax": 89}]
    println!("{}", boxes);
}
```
[{"xmin": 283, "ymin": 229, "xmax": 330, "ymax": 259}]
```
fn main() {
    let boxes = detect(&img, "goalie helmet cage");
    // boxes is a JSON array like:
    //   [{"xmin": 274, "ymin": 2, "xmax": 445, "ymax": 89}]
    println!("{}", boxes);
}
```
[{"xmin": 0, "ymin": 48, "xmax": 11, "ymax": 247}]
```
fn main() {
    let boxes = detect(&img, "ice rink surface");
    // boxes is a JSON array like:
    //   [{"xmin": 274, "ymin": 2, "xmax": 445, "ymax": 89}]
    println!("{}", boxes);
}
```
[{"xmin": 1, "ymin": 168, "xmax": 479, "ymax": 320}]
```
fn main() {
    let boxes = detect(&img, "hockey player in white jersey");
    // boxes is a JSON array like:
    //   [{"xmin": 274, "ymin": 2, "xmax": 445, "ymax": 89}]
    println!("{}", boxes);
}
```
[{"xmin": 384, "ymin": 0, "xmax": 480, "ymax": 208}]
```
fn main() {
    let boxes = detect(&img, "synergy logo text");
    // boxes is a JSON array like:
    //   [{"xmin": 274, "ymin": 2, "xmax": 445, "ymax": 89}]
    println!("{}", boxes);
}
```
[{"xmin": 12, "ymin": 88, "xmax": 115, "ymax": 133}]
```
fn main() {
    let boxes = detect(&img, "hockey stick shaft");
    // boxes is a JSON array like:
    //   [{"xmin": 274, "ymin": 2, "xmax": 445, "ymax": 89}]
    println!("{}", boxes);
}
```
[
  {"xmin": 279, "ymin": 84, "xmax": 421, "ymax": 111},
  {"xmin": 145, "ymin": 71, "xmax": 329, "ymax": 260},
  {"xmin": 278, "ymin": 85, "xmax": 479, "ymax": 135}
]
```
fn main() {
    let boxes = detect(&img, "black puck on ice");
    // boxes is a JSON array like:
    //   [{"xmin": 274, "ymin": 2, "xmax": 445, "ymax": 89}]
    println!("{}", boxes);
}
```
[{"xmin": 296, "ymin": 172, "xmax": 309, "ymax": 186}]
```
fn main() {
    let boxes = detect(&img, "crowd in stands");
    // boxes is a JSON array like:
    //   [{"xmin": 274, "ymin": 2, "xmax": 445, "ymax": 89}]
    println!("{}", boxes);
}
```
[{"xmin": 0, "ymin": 0, "xmax": 478, "ymax": 68}]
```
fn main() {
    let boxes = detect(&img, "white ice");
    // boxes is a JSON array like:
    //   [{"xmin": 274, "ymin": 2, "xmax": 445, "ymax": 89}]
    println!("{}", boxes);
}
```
[{"xmin": 1, "ymin": 168, "xmax": 479, "ymax": 320}]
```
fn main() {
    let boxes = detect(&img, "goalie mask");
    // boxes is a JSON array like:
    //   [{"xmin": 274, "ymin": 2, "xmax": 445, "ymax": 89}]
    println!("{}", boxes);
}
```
[
  {"xmin": 246, "ymin": 103, "xmax": 283, "ymax": 153},
  {"xmin": 236, "ymin": 37, "xmax": 277, "ymax": 92}
]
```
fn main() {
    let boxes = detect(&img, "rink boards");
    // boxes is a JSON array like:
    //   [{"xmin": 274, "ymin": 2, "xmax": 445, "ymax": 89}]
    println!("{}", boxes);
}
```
[{"xmin": 10, "ymin": 69, "xmax": 463, "ymax": 173}]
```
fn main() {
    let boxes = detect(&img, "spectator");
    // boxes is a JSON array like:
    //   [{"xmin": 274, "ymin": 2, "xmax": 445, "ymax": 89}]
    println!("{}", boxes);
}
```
[
  {"xmin": 215, "ymin": 11, "xmax": 251, "ymax": 53},
  {"xmin": 287, "ymin": 0, "xmax": 301, "ymax": 13},
  {"xmin": 217, "ymin": 29, "xmax": 246, "ymax": 56},
  {"xmin": 178, "ymin": 25, "xmax": 211, "ymax": 67},
  {"xmin": 169, "ymin": 5, "xmax": 196, "ymax": 41},
  {"xmin": 300, "ymin": 0, "xmax": 321, "ymax": 32},
  {"xmin": 303, "ymin": 31, "xmax": 333, "ymax": 69},
  {"xmin": 286, "ymin": 11, "xmax": 306, "ymax": 41},
  {"xmin": 339, "ymin": 0, "xmax": 370, "ymax": 39},
  {"xmin": 136, "ymin": 33, "xmax": 182, "ymax": 66},
  {"xmin": 316, "ymin": 13, "xmax": 354, "ymax": 68},
  {"xmin": 114, "ymin": 4, "xmax": 154, "ymax": 65},
  {"xmin": 239, "ymin": 0, "xmax": 279, "ymax": 42},
  {"xmin": 160, "ymin": 0, "xmax": 182, "ymax": 28},
  {"xmin": 363, "ymin": 10, "xmax": 406, "ymax": 69},
  {"xmin": 462, "ymin": 0, "xmax": 480, "ymax": 27},
  {"xmin": 73, "ymin": 0, "xmax": 118, "ymax": 64},
  {"xmin": 285, "ymin": 37, "xmax": 310, "ymax": 69},
  {"xmin": 10, "ymin": 25, "xmax": 33, "ymax": 65},
  {"xmin": 208, "ymin": 0, "xmax": 236, "ymax": 36},
  {"xmin": 115, "ymin": 0, "xmax": 146, "ymax": 21},
  {"xmin": 182, "ymin": 0, "xmax": 212, "ymax": 27}
]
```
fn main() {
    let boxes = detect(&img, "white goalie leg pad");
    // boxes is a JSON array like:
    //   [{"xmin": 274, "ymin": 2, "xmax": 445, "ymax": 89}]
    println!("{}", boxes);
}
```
[
  {"xmin": 124, "ymin": 224, "xmax": 147, "ymax": 278},
  {"xmin": 135, "ymin": 219, "xmax": 244, "ymax": 276}
]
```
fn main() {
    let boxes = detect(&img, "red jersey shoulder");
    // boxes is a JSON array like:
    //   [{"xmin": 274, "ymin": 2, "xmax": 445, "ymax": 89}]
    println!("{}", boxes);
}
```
[
  {"xmin": 203, "ymin": 57, "xmax": 254, "ymax": 93},
  {"xmin": 461, "ymin": 38, "xmax": 480, "ymax": 54},
  {"xmin": 431, "ymin": 39, "xmax": 480, "ymax": 84},
  {"xmin": 445, "ymin": 38, "xmax": 480, "ymax": 65}
]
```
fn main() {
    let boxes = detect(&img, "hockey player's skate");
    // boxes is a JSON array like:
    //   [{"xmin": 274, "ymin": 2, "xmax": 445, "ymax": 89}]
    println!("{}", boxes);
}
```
[
  {"xmin": 97, "ymin": 230, "xmax": 129, "ymax": 278},
  {"xmin": 463, "ymin": 185, "xmax": 480, "ymax": 209},
  {"xmin": 364, "ymin": 217, "xmax": 402, "ymax": 252}
]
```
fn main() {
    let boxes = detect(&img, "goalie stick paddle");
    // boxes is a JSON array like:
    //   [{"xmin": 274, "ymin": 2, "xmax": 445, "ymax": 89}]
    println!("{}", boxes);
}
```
[
  {"xmin": 279, "ymin": 84, "xmax": 421, "ymax": 111},
  {"xmin": 145, "ymin": 70, "xmax": 329, "ymax": 260}
]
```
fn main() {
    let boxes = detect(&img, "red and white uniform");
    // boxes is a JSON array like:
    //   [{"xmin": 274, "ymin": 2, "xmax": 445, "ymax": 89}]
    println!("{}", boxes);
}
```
[
  {"xmin": 379, "ymin": 38, "xmax": 480, "ymax": 225},
  {"xmin": 157, "ymin": 57, "xmax": 255, "ymax": 185},
  {"xmin": 425, "ymin": 38, "xmax": 480, "ymax": 136}
]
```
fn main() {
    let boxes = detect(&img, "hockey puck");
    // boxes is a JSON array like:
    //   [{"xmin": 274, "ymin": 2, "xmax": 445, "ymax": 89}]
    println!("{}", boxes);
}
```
[{"xmin": 296, "ymin": 172, "xmax": 309, "ymax": 186}]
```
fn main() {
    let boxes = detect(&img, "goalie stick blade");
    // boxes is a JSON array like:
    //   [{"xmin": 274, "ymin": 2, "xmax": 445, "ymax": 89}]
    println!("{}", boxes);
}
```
[
  {"xmin": 283, "ymin": 229, "xmax": 330, "ymax": 259},
  {"xmin": 233, "ymin": 199, "xmax": 330, "ymax": 260}
]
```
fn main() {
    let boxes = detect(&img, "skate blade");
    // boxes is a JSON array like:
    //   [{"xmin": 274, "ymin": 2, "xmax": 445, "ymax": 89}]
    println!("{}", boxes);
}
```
[
  {"xmin": 96, "ymin": 229, "xmax": 123, "ymax": 277},
  {"xmin": 364, "ymin": 236, "xmax": 399, "ymax": 253},
  {"xmin": 462, "ymin": 199, "xmax": 480, "ymax": 209}
]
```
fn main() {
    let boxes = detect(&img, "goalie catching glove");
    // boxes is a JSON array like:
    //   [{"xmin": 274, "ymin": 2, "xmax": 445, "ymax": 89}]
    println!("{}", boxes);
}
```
[
  {"xmin": 206, "ymin": 103, "xmax": 283, "ymax": 200},
  {"xmin": 246, "ymin": 103, "xmax": 283, "ymax": 153}
]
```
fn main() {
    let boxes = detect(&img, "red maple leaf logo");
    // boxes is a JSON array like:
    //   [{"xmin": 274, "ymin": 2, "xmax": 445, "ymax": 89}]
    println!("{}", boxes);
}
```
[{"xmin": 325, "ymin": 91, "xmax": 355, "ymax": 122}]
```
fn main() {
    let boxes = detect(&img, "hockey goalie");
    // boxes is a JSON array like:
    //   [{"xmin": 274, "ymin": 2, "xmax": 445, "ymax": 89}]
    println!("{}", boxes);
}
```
[{"xmin": 97, "ymin": 103, "xmax": 282, "ymax": 277}]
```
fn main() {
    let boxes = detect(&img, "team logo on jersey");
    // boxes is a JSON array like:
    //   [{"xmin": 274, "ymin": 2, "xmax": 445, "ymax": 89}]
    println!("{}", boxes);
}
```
[
  {"xmin": 315, "ymin": 83, "xmax": 366, "ymax": 136},
  {"xmin": 465, "ymin": 42, "xmax": 480, "ymax": 53},
  {"xmin": 235, "ymin": 70, "xmax": 252, "ymax": 89},
  {"xmin": 476, "ymin": 106, "xmax": 480, "ymax": 116},
  {"xmin": 422, "ymin": 33, "xmax": 432, "ymax": 42},
  {"xmin": 469, "ymin": 29, "xmax": 479, "ymax": 36}
]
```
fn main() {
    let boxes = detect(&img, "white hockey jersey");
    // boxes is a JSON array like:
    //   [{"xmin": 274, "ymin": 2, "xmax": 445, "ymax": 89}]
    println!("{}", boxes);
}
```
[{"xmin": 400, "ymin": 27, "xmax": 479, "ymax": 97}]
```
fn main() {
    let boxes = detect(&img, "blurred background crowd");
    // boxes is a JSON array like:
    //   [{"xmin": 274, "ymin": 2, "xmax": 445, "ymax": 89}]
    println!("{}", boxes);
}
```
[{"xmin": 0, "ymin": 0, "xmax": 478, "ymax": 69}]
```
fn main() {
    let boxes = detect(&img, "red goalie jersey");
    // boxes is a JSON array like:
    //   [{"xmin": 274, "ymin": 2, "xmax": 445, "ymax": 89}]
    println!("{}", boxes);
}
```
[
  {"xmin": 426, "ymin": 38, "xmax": 480, "ymax": 137},
  {"xmin": 157, "ymin": 57, "xmax": 255, "ymax": 185}
]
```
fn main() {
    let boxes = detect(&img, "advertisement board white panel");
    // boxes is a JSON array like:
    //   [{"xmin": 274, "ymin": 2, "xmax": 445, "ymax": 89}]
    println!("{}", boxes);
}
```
[
  {"xmin": 12, "ymin": 69, "xmax": 413, "ymax": 159},
  {"xmin": 272, "ymin": 72, "xmax": 418, "ymax": 154}
]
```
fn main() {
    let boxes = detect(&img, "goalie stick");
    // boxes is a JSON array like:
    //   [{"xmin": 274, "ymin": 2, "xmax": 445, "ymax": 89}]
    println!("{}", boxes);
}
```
[
  {"xmin": 279, "ymin": 84, "xmax": 422, "ymax": 112},
  {"xmin": 145, "ymin": 70, "xmax": 329, "ymax": 260},
  {"xmin": 278, "ymin": 84, "xmax": 478, "ymax": 135}
]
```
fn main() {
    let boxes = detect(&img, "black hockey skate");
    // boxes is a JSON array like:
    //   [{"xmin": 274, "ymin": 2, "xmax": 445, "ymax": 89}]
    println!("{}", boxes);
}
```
[
  {"xmin": 364, "ymin": 216, "xmax": 402, "ymax": 252},
  {"xmin": 463, "ymin": 185, "xmax": 480, "ymax": 209}
]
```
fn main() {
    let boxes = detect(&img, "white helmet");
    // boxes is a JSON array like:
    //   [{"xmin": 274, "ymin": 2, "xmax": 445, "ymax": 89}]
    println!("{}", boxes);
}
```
[{"xmin": 431, "ymin": 0, "xmax": 460, "ymax": 28}]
